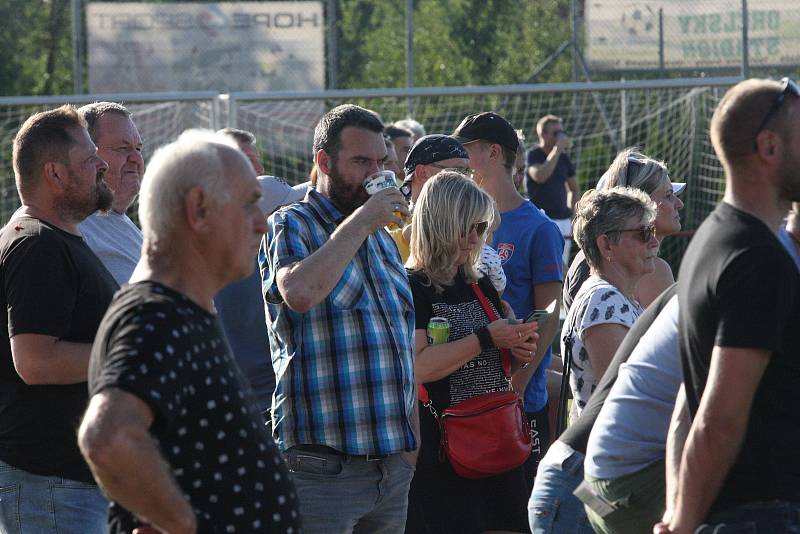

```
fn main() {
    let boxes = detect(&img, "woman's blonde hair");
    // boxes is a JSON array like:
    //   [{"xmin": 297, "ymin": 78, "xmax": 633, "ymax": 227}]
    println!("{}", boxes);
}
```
[
  {"xmin": 598, "ymin": 147, "xmax": 669, "ymax": 196},
  {"xmin": 408, "ymin": 171, "xmax": 494, "ymax": 292}
]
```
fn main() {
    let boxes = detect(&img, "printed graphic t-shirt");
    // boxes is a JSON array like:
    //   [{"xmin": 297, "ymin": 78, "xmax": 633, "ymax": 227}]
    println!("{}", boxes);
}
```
[
  {"xmin": 409, "ymin": 271, "xmax": 509, "ymax": 466},
  {"xmin": 492, "ymin": 200, "xmax": 563, "ymax": 412}
]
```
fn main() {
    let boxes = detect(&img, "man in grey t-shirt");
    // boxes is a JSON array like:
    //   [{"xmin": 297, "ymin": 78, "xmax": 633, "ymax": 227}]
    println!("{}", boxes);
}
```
[
  {"xmin": 78, "ymin": 103, "xmax": 144, "ymax": 285},
  {"xmin": 581, "ymin": 296, "xmax": 680, "ymax": 534}
]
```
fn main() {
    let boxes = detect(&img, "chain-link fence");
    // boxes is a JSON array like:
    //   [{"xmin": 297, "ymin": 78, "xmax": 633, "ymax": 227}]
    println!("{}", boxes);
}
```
[
  {"xmin": 0, "ymin": 92, "xmax": 219, "ymax": 219},
  {"xmin": 0, "ymin": 76, "xmax": 738, "ymax": 271},
  {"xmin": 231, "ymin": 77, "xmax": 737, "ymax": 270}
]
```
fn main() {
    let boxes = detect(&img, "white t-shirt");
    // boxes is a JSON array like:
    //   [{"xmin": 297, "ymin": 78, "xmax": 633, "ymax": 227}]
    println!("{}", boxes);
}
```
[
  {"xmin": 561, "ymin": 275, "xmax": 641, "ymax": 422},
  {"xmin": 478, "ymin": 244, "xmax": 506, "ymax": 294},
  {"xmin": 585, "ymin": 296, "xmax": 680, "ymax": 479},
  {"xmin": 79, "ymin": 211, "xmax": 143, "ymax": 286}
]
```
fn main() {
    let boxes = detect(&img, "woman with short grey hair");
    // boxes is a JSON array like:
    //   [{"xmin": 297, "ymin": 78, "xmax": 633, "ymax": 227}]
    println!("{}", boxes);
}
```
[
  {"xmin": 564, "ymin": 186, "xmax": 657, "ymax": 421},
  {"xmin": 529, "ymin": 185, "xmax": 660, "ymax": 534}
]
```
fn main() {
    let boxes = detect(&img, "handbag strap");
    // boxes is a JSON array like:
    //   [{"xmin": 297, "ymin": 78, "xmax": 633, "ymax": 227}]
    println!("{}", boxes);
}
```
[
  {"xmin": 555, "ymin": 333, "xmax": 572, "ymax": 437},
  {"xmin": 417, "ymin": 280, "xmax": 513, "ymax": 411},
  {"xmin": 470, "ymin": 281, "xmax": 512, "ymax": 379},
  {"xmin": 555, "ymin": 277, "xmax": 603, "ymax": 436}
]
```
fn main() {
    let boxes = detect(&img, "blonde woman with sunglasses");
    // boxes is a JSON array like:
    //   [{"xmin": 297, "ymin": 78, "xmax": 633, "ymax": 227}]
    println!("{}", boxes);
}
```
[{"xmin": 405, "ymin": 171, "xmax": 538, "ymax": 534}]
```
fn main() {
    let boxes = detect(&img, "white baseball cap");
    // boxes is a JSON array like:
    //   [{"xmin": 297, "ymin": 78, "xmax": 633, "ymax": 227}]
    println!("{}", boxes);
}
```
[
  {"xmin": 596, "ymin": 175, "xmax": 686, "ymax": 195},
  {"xmin": 257, "ymin": 175, "xmax": 305, "ymax": 216}
]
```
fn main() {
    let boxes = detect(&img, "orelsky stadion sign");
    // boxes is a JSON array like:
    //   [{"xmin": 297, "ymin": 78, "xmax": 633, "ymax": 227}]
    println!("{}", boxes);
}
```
[
  {"xmin": 586, "ymin": 0, "xmax": 800, "ymax": 70},
  {"xmin": 87, "ymin": 2, "xmax": 324, "ymax": 93}
]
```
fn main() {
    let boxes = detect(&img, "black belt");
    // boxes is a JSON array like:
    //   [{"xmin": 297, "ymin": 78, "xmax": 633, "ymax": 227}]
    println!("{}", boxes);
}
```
[{"xmin": 293, "ymin": 444, "xmax": 390, "ymax": 462}]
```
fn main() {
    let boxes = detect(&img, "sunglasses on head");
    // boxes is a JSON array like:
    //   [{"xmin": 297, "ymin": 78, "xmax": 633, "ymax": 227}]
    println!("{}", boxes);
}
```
[
  {"xmin": 429, "ymin": 163, "xmax": 475, "ymax": 178},
  {"xmin": 753, "ymin": 77, "xmax": 800, "ymax": 151},
  {"xmin": 466, "ymin": 220, "xmax": 489, "ymax": 237},
  {"xmin": 400, "ymin": 181, "xmax": 412, "ymax": 200},
  {"xmin": 610, "ymin": 224, "xmax": 655, "ymax": 243},
  {"xmin": 623, "ymin": 157, "xmax": 646, "ymax": 187}
]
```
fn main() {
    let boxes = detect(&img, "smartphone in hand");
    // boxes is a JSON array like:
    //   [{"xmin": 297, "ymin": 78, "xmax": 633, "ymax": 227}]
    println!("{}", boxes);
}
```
[{"xmin": 525, "ymin": 299, "xmax": 557, "ymax": 324}]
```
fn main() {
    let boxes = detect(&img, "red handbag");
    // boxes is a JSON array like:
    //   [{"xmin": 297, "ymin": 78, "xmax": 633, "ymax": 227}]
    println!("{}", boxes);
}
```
[{"xmin": 419, "ymin": 282, "xmax": 532, "ymax": 480}]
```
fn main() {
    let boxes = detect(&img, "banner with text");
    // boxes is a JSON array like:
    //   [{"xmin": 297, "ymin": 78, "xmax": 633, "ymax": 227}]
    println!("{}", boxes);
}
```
[
  {"xmin": 88, "ymin": 2, "xmax": 324, "ymax": 93},
  {"xmin": 586, "ymin": 0, "xmax": 800, "ymax": 70}
]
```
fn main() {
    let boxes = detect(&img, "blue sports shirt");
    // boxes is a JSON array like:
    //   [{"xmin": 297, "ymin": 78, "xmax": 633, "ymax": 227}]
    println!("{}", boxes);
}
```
[{"xmin": 492, "ymin": 200, "xmax": 564, "ymax": 412}]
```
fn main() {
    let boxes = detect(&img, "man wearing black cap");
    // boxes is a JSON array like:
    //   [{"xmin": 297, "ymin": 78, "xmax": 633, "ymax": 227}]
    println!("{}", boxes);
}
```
[
  {"xmin": 388, "ymin": 134, "xmax": 470, "ymax": 262},
  {"xmin": 454, "ymin": 111, "xmax": 565, "ymax": 487}
]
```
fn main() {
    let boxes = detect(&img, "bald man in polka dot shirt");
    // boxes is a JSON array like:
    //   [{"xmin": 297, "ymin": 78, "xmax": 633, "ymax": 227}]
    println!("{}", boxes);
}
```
[{"xmin": 79, "ymin": 131, "xmax": 301, "ymax": 534}]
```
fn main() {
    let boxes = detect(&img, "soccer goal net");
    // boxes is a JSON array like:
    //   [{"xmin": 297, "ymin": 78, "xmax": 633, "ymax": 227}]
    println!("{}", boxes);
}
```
[
  {"xmin": 0, "ymin": 77, "xmax": 735, "ymax": 270},
  {"xmin": 230, "ymin": 78, "xmax": 734, "ymax": 268}
]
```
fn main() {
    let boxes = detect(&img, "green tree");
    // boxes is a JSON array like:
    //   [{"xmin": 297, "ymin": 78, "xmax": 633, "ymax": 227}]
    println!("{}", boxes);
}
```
[
  {"xmin": 337, "ymin": 0, "xmax": 574, "ymax": 90},
  {"xmin": 1, "ymin": 0, "xmax": 72, "ymax": 96},
  {"xmin": 1, "ymin": 0, "xmax": 577, "ymax": 97}
]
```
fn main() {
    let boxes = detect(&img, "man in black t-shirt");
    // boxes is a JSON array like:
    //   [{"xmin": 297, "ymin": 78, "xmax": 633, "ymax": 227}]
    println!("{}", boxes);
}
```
[
  {"xmin": 526, "ymin": 114, "xmax": 579, "ymax": 267},
  {"xmin": 78, "ymin": 130, "xmax": 300, "ymax": 533},
  {"xmin": 658, "ymin": 78, "xmax": 800, "ymax": 533},
  {"xmin": 0, "ymin": 105, "xmax": 117, "ymax": 534}
]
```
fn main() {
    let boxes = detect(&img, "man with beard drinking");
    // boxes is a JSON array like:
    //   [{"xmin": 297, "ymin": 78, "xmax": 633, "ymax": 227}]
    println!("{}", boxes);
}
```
[
  {"xmin": 261, "ymin": 104, "xmax": 416, "ymax": 533},
  {"xmin": 0, "ymin": 105, "xmax": 118, "ymax": 533}
]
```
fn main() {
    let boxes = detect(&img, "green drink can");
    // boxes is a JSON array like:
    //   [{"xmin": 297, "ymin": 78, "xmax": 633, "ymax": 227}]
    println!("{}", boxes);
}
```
[{"xmin": 427, "ymin": 317, "xmax": 450, "ymax": 345}]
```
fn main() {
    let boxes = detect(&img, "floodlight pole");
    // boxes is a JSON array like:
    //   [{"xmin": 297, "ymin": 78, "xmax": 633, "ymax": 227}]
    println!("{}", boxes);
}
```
[
  {"xmin": 571, "ymin": 0, "xmax": 579, "ymax": 82},
  {"xmin": 327, "ymin": 0, "xmax": 338, "ymax": 89},
  {"xmin": 658, "ymin": 9, "xmax": 665, "ymax": 74},
  {"xmin": 574, "ymin": 49, "xmax": 621, "ymax": 152},
  {"xmin": 71, "ymin": 0, "xmax": 83, "ymax": 94},
  {"xmin": 741, "ymin": 0, "xmax": 749, "ymax": 78},
  {"xmin": 405, "ymin": 0, "xmax": 415, "ymax": 115}
]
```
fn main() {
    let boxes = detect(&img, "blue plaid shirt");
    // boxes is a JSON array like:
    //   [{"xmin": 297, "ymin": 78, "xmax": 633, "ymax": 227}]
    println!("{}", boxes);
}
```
[{"xmin": 260, "ymin": 189, "xmax": 417, "ymax": 456}]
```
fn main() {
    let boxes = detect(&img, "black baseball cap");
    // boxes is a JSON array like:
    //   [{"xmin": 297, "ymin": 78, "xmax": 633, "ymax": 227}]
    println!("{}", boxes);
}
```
[
  {"xmin": 452, "ymin": 112, "xmax": 519, "ymax": 153},
  {"xmin": 403, "ymin": 134, "xmax": 469, "ymax": 177}
]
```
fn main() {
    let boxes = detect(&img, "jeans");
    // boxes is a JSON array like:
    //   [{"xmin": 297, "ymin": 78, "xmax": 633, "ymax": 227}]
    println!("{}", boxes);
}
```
[
  {"xmin": 696, "ymin": 500, "xmax": 800, "ymax": 533},
  {"xmin": 528, "ymin": 441, "xmax": 594, "ymax": 534},
  {"xmin": 0, "ymin": 460, "xmax": 108, "ymax": 534},
  {"xmin": 283, "ymin": 446, "xmax": 415, "ymax": 534}
]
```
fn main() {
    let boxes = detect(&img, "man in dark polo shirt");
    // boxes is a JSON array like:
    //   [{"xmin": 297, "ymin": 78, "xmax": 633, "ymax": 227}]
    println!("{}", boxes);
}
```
[
  {"xmin": 526, "ymin": 114, "xmax": 579, "ymax": 267},
  {"xmin": 0, "ymin": 105, "xmax": 117, "ymax": 533}
]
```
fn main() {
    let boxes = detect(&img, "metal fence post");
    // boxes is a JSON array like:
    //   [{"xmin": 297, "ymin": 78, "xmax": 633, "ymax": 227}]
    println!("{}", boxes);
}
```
[
  {"xmin": 211, "ymin": 95, "xmax": 221, "ymax": 131},
  {"xmin": 571, "ymin": 0, "xmax": 579, "ymax": 82},
  {"xmin": 327, "ymin": 0, "xmax": 338, "ymax": 89},
  {"xmin": 741, "ymin": 0, "xmax": 749, "ymax": 78},
  {"xmin": 227, "ymin": 93, "xmax": 238, "ymax": 129},
  {"xmin": 620, "ymin": 79, "xmax": 627, "ymax": 147},
  {"xmin": 71, "ymin": 0, "xmax": 83, "ymax": 94},
  {"xmin": 658, "ymin": 8, "xmax": 665, "ymax": 75},
  {"xmin": 406, "ymin": 0, "xmax": 415, "ymax": 116}
]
